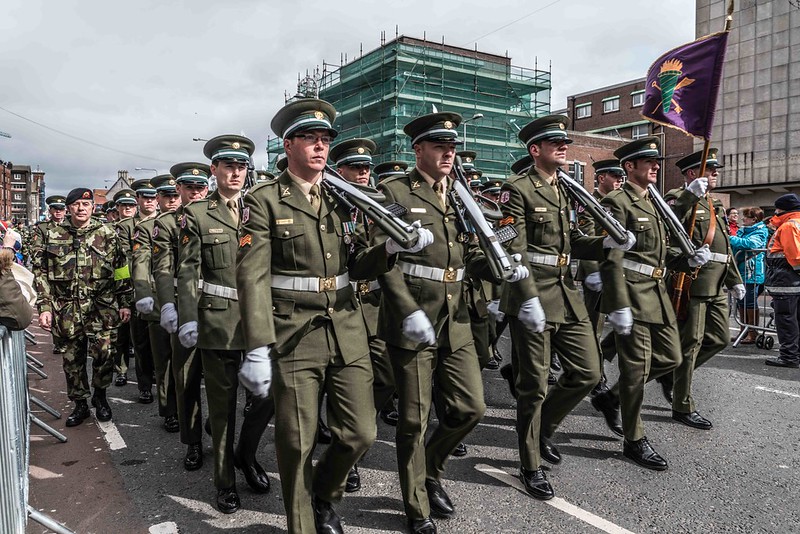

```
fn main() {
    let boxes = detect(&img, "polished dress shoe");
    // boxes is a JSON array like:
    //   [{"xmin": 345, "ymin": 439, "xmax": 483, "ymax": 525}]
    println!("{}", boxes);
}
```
[
  {"xmin": 114, "ymin": 373, "xmax": 127, "ymax": 387},
  {"xmin": 492, "ymin": 346, "xmax": 503, "ymax": 363},
  {"xmin": 550, "ymin": 353, "xmax": 562, "ymax": 372},
  {"xmin": 451, "ymin": 442, "xmax": 468, "ymax": 457},
  {"xmin": 500, "ymin": 364, "xmax": 517, "ymax": 399},
  {"xmin": 138, "ymin": 389, "xmax": 154, "ymax": 404},
  {"xmin": 519, "ymin": 467, "xmax": 554, "ymax": 500},
  {"xmin": 672, "ymin": 410, "xmax": 713, "ymax": 430},
  {"xmin": 765, "ymin": 357, "xmax": 800, "ymax": 368},
  {"xmin": 656, "ymin": 376, "xmax": 673, "ymax": 404},
  {"xmin": 313, "ymin": 496, "xmax": 343, "ymax": 534},
  {"xmin": 590, "ymin": 380, "xmax": 610, "ymax": 398},
  {"xmin": 317, "ymin": 418, "xmax": 333, "ymax": 444},
  {"xmin": 234, "ymin": 452, "xmax": 271, "ymax": 493},
  {"xmin": 623, "ymin": 437, "xmax": 668, "ymax": 471},
  {"xmin": 65, "ymin": 400, "xmax": 90, "ymax": 427},
  {"xmin": 345, "ymin": 464, "xmax": 361, "ymax": 493},
  {"xmin": 184, "ymin": 443, "xmax": 203, "ymax": 471},
  {"xmin": 425, "ymin": 478, "xmax": 454, "ymax": 518},
  {"xmin": 163, "ymin": 414, "xmax": 180, "ymax": 433},
  {"xmin": 547, "ymin": 371, "xmax": 557, "ymax": 385},
  {"xmin": 485, "ymin": 357, "xmax": 500, "ymax": 370},
  {"xmin": 216, "ymin": 487, "xmax": 240, "ymax": 514},
  {"xmin": 539, "ymin": 436, "xmax": 561, "ymax": 464},
  {"xmin": 380, "ymin": 407, "xmax": 399, "ymax": 426},
  {"xmin": 409, "ymin": 517, "xmax": 437, "ymax": 534},
  {"xmin": 591, "ymin": 391, "xmax": 624, "ymax": 437},
  {"xmin": 91, "ymin": 390, "xmax": 112, "ymax": 422}
]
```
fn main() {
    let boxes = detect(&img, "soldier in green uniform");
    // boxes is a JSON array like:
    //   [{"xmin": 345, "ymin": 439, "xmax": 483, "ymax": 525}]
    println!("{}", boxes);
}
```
[
  {"xmin": 256, "ymin": 170, "xmax": 275, "ymax": 183},
  {"xmin": 153, "ymin": 163, "xmax": 209, "ymax": 470},
  {"xmin": 111, "ymin": 189, "xmax": 138, "ymax": 386},
  {"xmin": 575, "ymin": 159, "xmax": 625, "ymax": 396},
  {"xmin": 662, "ymin": 149, "xmax": 744, "ymax": 429},
  {"xmin": 594, "ymin": 137, "xmax": 711, "ymax": 470},
  {"xmin": 33, "ymin": 188, "xmax": 132, "ymax": 426},
  {"xmin": 177, "ymin": 135, "xmax": 274, "ymax": 513},
  {"xmin": 132, "ymin": 174, "xmax": 181, "ymax": 432},
  {"xmin": 235, "ymin": 99, "xmax": 429, "ymax": 534},
  {"xmin": 498, "ymin": 115, "xmax": 632, "ymax": 500},
  {"xmin": 374, "ymin": 160, "xmax": 408, "ymax": 181},
  {"xmin": 104, "ymin": 200, "xmax": 118, "ymax": 223}
]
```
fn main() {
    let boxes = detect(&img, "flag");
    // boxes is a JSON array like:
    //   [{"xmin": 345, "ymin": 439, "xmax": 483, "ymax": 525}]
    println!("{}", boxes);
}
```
[{"xmin": 641, "ymin": 31, "xmax": 729, "ymax": 140}]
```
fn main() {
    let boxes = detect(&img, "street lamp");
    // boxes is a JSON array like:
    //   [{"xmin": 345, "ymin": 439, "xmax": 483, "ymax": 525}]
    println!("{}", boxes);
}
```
[
  {"xmin": 192, "ymin": 138, "xmax": 208, "ymax": 142},
  {"xmin": 134, "ymin": 167, "xmax": 158, "ymax": 176},
  {"xmin": 462, "ymin": 113, "xmax": 484, "ymax": 150}
]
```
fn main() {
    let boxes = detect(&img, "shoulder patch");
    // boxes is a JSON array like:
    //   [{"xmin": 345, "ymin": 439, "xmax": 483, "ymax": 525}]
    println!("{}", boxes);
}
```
[
  {"xmin": 499, "ymin": 190, "xmax": 511, "ymax": 204},
  {"xmin": 152, "ymin": 225, "xmax": 159, "ymax": 238},
  {"xmin": 239, "ymin": 233, "xmax": 252, "ymax": 247},
  {"xmin": 241, "ymin": 206, "xmax": 250, "ymax": 224}
]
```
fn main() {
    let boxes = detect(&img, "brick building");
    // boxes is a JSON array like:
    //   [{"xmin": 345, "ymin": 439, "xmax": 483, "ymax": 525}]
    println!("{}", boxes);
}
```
[
  {"xmin": 8, "ymin": 165, "xmax": 45, "ymax": 224},
  {"xmin": 0, "ymin": 160, "xmax": 11, "ymax": 220}
]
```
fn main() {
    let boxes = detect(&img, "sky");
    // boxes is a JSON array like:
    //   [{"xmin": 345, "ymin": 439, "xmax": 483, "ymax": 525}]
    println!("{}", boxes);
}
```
[{"xmin": 0, "ymin": 0, "xmax": 696, "ymax": 196}]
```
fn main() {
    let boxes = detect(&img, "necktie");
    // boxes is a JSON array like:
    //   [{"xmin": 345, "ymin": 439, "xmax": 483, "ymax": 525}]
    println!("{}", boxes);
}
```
[
  {"xmin": 227, "ymin": 199, "xmax": 239, "ymax": 225},
  {"xmin": 432, "ymin": 181, "xmax": 446, "ymax": 210},
  {"xmin": 309, "ymin": 184, "xmax": 321, "ymax": 213}
]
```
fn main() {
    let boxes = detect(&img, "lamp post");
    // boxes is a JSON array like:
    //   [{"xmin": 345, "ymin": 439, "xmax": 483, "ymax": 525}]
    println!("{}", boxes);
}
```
[
  {"xmin": 462, "ymin": 113, "xmax": 484, "ymax": 150},
  {"xmin": 134, "ymin": 167, "xmax": 158, "ymax": 176}
]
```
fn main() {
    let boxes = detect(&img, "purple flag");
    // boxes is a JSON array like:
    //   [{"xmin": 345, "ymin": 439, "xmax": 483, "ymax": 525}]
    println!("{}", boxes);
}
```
[{"xmin": 641, "ymin": 31, "xmax": 729, "ymax": 140}]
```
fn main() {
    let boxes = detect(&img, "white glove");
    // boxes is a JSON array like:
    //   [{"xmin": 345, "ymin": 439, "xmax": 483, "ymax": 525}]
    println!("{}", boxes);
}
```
[
  {"xmin": 160, "ymin": 302, "xmax": 178, "ymax": 333},
  {"xmin": 238, "ymin": 346, "xmax": 272, "ymax": 398},
  {"xmin": 608, "ymin": 307, "xmax": 633, "ymax": 336},
  {"xmin": 687, "ymin": 244, "xmax": 712, "ymax": 268},
  {"xmin": 584, "ymin": 272, "xmax": 603, "ymax": 292},
  {"xmin": 402, "ymin": 310, "xmax": 436, "ymax": 345},
  {"xmin": 603, "ymin": 230, "xmax": 636, "ymax": 251},
  {"xmin": 732, "ymin": 283, "xmax": 746, "ymax": 301},
  {"xmin": 508, "ymin": 253, "xmax": 529, "ymax": 282},
  {"xmin": 686, "ymin": 177, "xmax": 708, "ymax": 198},
  {"xmin": 135, "ymin": 297, "xmax": 154, "ymax": 314},
  {"xmin": 518, "ymin": 297, "xmax": 546, "ymax": 333},
  {"xmin": 386, "ymin": 220, "xmax": 434, "ymax": 255},
  {"xmin": 178, "ymin": 321, "xmax": 199, "ymax": 348},
  {"xmin": 487, "ymin": 299, "xmax": 504, "ymax": 322}
]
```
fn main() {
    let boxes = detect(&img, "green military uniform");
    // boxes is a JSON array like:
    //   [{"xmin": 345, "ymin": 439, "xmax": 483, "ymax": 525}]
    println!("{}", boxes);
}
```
[
  {"xmin": 132, "ymin": 175, "xmax": 179, "ymax": 426},
  {"xmin": 111, "ymin": 189, "xmax": 137, "ymax": 381},
  {"xmin": 237, "ymin": 99, "xmax": 393, "ymax": 533},
  {"xmin": 499, "ymin": 115, "xmax": 604, "ymax": 476},
  {"xmin": 666, "ymin": 150, "xmax": 742, "ymax": 419}
]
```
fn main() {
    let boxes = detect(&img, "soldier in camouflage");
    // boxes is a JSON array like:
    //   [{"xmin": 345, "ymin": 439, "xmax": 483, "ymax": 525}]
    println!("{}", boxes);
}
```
[{"xmin": 110, "ymin": 189, "xmax": 138, "ymax": 386}]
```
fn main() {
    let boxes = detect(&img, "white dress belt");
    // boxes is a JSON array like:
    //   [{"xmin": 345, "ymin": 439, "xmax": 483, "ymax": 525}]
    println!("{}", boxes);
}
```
[
  {"xmin": 397, "ymin": 261, "xmax": 465, "ymax": 282},
  {"xmin": 622, "ymin": 259, "xmax": 665, "ymax": 279},
  {"xmin": 202, "ymin": 282, "xmax": 238, "ymax": 300},
  {"xmin": 271, "ymin": 273, "xmax": 350, "ymax": 292},
  {"xmin": 709, "ymin": 252, "xmax": 730, "ymax": 263},
  {"xmin": 527, "ymin": 251, "xmax": 570, "ymax": 267}
]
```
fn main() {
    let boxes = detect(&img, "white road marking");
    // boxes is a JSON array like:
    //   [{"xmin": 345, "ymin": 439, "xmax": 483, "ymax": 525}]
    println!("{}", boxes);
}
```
[
  {"xmin": 755, "ymin": 386, "xmax": 800, "ymax": 399},
  {"xmin": 96, "ymin": 418, "xmax": 127, "ymax": 450},
  {"xmin": 109, "ymin": 396, "xmax": 136, "ymax": 404},
  {"xmin": 476, "ymin": 464, "xmax": 637, "ymax": 534},
  {"xmin": 149, "ymin": 522, "xmax": 179, "ymax": 534},
  {"xmin": 168, "ymin": 495, "xmax": 288, "ymax": 529},
  {"xmin": 29, "ymin": 465, "xmax": 63, "ymax": 479}
]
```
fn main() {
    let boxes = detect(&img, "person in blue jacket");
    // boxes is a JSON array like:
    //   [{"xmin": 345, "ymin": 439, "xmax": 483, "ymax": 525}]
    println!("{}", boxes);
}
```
[{"xmin": 730, "ymin": 206, "xmax": 769, "ymax": 343}]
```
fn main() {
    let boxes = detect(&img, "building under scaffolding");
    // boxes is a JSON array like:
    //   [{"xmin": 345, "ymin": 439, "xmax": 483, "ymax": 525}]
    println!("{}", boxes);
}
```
[{"xmin": 270, "ymin": 34, "xmax": 551, "ymax": 180}]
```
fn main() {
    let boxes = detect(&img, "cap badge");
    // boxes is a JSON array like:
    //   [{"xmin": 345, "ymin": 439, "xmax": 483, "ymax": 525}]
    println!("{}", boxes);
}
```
[
  {"xmin": 192, "ymin": 169, "xmax": 199, "ymax": 175},
  {"xmin": 649, "ymin": 143, "xmax": 657, "ymax": 149},
  {"xmin": 465, "ymin": 157, "xmax": 472, "ymax": 163},
  {"xmin": 357, "ymin": 147, "xmax": 365, "ymax": 154},
  {"xmin": 232, "ymin": 142, "xmax": 240, "ymax": 149},
  {"xmin": 443, "ymin": 120, "xmax": 453, "ymax": 129},
  {"xmin": 393, "ymin": 165, "xmax": 401, "ymax": 171},
  {"xmin": 559, "ymin": 123, "xmax": 565, "ymax": 130},
  {"xmin": 82, "ymin": 191, "xmax": 91, "ymax": 199},
  {"xmin": 168, "ymin": 179, "xmax": 176, "ymax": 186},
  {"xmin": 314, "ymin": 111, "xmax": 325, "ymax": 120}
]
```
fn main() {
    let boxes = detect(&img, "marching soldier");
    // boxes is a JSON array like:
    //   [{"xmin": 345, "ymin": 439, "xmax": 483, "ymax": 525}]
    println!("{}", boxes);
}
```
[
  {"xmin": 111, "ymin": 188, "xmax": 138, "ymax": 386},
  {"xmin": 33, "ymin": 188, "xmax": 132, "ymax": 426},
  {"xmin": 374, "ymin": 160, "xmax": 409, "ymax": 182},
  {"xmin": 104, "ymin": 200, "xmax": 118, "ymax": 223},
  {"xmin": 132, "ymin": 174, "xmax": 181, "ymax": 433},
  {"xmin": 662, "ymin": 150, "xmax": 744, "ymax": 429},
  {"xmin": 235, "ymin": 98, "xmax": 430, "ymax": 533},
  {"xmin": 594, "ymin": 137, "xmax": 711, "ymax": 470},
  {"xmin": 176, "ymin": 135, "xmax": 274, "ymax": 513},
  {"xmin": 498, "ymin": 115, "xmax": 632, "ymax": 500},
  {"xmin": 256, "ymin": 169, "xmax": 275, "ymax": 183},
  {"xmin": 152, "ymin": 163, "xmax": 209, "ymax": 470}
]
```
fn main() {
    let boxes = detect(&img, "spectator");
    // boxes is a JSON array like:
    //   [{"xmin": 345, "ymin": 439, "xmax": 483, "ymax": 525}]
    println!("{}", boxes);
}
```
[
  {"xmin": 730, "ymin": 207, "xmax": 768, "ymax": 343},
  {"xmin": 727, "ymin": 207, "xmax": 739, "ymax": 237},
  {"xmin": 764, "ymin": 194, "xmax": 800, "ymax": 368},
  {"xmin": 0, "ymin": 230, "xmax": 33, "ymax": 330}
]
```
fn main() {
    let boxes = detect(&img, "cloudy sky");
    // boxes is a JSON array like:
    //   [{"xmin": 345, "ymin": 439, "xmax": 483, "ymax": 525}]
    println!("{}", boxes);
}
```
[{"xmin": 1, "ymin": 0, "xmax": 696, "ymax": 196}]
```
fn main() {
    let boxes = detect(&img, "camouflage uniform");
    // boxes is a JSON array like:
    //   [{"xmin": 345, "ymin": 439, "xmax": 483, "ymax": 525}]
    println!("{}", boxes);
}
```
[
  {"xmin": 29, "ymin": 219, "xmax": 68, "ymax": 353},
  {"xmin": 33, "ymin": 217, "xmax": 132, "ymax": 399}
]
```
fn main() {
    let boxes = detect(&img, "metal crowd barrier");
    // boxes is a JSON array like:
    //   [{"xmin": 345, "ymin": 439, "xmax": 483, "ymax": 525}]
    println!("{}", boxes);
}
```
[
  {"xmin": 731, "ymin": 248, "xmax": 777, "ymax": 349},
  {"xmin": 0, "ymin": 325, "xmax": 74, "ymax": 533}
]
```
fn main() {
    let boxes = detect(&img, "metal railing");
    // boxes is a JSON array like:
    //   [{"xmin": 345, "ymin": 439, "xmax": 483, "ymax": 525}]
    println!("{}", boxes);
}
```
[{"xmin": 730, "ymin": 248, "xmax": 776, "ymax": 349}]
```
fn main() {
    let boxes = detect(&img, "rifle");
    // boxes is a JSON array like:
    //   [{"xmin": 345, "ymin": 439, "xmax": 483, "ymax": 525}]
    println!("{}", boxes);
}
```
[
  {"xmin": 450, "ymin": 156, "xmax": 521, "ymax": 282},
  {"xmin": 322, "ymin": 165, "xmax": 420, "ymax": 250},
  {"xmin": 646, "ymin": 184, "xmax": 696, "ymax": 256},
  {"xmin": 556, "ymin": 168, "xmax": 629, "ymax": 245}
]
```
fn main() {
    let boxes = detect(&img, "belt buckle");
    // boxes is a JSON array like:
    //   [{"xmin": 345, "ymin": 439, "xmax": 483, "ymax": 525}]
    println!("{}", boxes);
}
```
[
  {"xmin": 443, "ymin": 268, "xmax": 457, "ymax": 282},
  {"xmin": 319, "ymin": 276, "xmax": 335, "ymax": 292},
  {"xmin": 557, "ymin": 254, "xmax": 568, "ymax": 267},
  {"xmin": 652, "ymin": 267, "xmax": 664, "ymax": 279},
  {"xmin": 358, "ymin": 282, "xmax": 370, "ymax": 294}
]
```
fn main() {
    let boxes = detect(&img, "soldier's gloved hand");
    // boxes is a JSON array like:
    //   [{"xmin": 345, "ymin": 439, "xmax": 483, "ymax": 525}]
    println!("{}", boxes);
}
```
[
  {"xmin": 518, "ymin": 297, "xmax": 546, "ymax": 333},
  {"xmin": 686, "ymin": 177, "xmax": 709, "ymax": 198},
  {"xmin": 178, "ymin": 321, "xmax": 199, "ymax": 348},
  {"xmin": 608, "ymin": 307, "xmax": 633, "ymax": 336},
  {"xmin": 688, "ymin": 244, "xmax": 712, "ymax": 268},
  {"xmin": 239, "ymin": 346, "xmax": 272, "ymax": 398},
  {"xmin": 385, "ymin": 221, "xmax": 434, "ymax": 255},
  {"xmin": 487, "ymin": 299, "xmax": 504, "ymax": 322},
  {"xmin": 160, "ymin": 303, "xmax": 178, "ymax": 333},
  {"xmin": 603, "ymin": 230, "xmax": 637, "ymax": 251},
  {"xmin": 508, "ymin": 253, "xmax": 529, "ymax": 282},
  {"xmin": 732, "ymin": 283, "xmax": 747, "ymax": 301},
  {"xmin": 135, "ymin": 297, "xmax": 154, "ymax": 314},
  {"xmin": 402, "ymin": 310, "xmax": 436, "ymax": 345},
  {"xmin": 584, "ymin": 272, "xmax": 603, "ymax": 292}
]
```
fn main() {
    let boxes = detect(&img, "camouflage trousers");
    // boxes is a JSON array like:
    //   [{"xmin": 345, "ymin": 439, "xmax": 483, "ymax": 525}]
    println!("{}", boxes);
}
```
[{"xmin": 56, "ymin": 330, "xmax": 115, "ymax": 400}]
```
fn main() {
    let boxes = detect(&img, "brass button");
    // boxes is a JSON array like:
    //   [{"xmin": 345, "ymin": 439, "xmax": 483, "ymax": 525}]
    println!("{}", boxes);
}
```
[
  {"xmin": 448, "ymin": 267, "xmax": 454, "ymax": 271},
  {"xmin": 447, "ymin": 294, "xmax": 452, "ymax": 300},
  {"xmin": 448, "ymin": 242, "xmax": 453, "ymax": 248},
  {"xmin": 283, "ymin": 230, "xmax": 289, "ymax": 237},
  {"xmin": 444, "ymin": 217, "xmax": 449, "ymax": 223},
  {"xmin": 325, "ymin": 252, "xmax": 332, "ymax": 259},
  {"xmin": 320, "ymin": 224, "xmax": 326, "ymax": 231},
  {"xmin": 214, "ymin": 238, "xmax": 219, "ymax": 243},
  {"xmin": 328, "ymin": 307, "xmax": 334, "ymax": 314}
]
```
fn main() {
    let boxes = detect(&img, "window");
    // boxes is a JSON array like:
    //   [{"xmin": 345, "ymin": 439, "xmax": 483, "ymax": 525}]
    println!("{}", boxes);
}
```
[
  {"xmin": 631, "ymin": 90, "xmax": 645, "ymax": 107},
  {"xmin": 576, "ymin": 104, "xmax": 591, "ymax": 119},
  {"xmin": 631, "ymin": 124, "xmax": 650, "ymax": 139},
  {"xmin": 13, "ymin": 193, "xmax": 22, "ymax": 201},
  {"xmin": 602, "ymin": 97, "xmax": 620, "ymax": 113}
]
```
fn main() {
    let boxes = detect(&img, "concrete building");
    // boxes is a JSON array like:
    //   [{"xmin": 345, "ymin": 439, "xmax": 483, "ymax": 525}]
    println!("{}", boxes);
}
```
[
  {"xmin": 697, "ymin": 0, "xmax": 800, "ymax": 209},
  {"xmin": 9, "ymin": 165, "xmax": 44, "ymax": 224},
  {"xmin": 0, "ymin": 160, "xmax": 11, "ymax": 220}
]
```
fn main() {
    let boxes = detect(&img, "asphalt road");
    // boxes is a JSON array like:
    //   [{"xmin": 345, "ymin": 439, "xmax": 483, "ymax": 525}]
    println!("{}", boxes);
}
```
[{"xmin": 26, "ymin": 319, "xmax": 800, "ymax": 534}]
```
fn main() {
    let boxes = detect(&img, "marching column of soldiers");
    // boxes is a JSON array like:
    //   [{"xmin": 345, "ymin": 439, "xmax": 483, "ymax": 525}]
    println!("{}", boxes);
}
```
[{"xmin": 27, "ymin": 99, "xmax": 746, "ymax": 534}]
